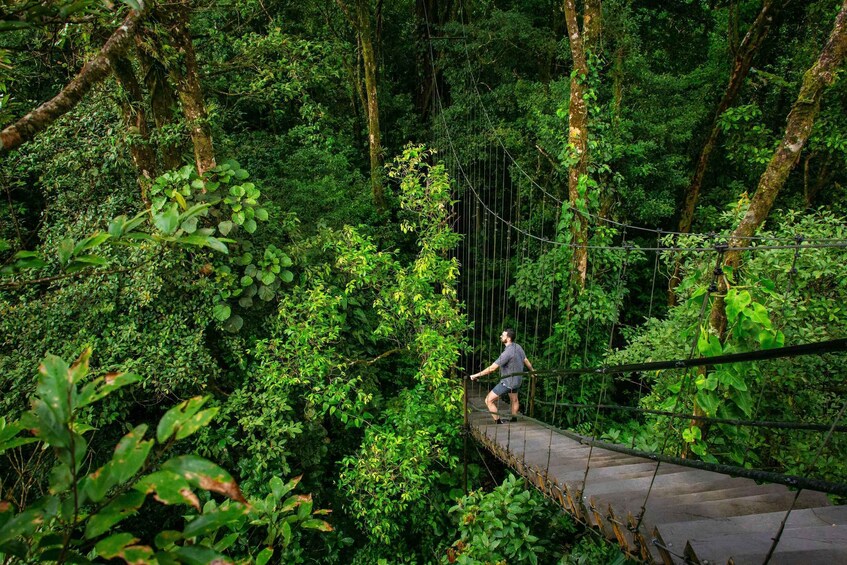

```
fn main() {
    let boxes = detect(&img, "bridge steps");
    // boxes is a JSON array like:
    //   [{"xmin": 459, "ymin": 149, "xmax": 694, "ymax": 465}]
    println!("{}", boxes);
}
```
[{"xmin": 467, "ymin": 398, "xmax": 847, "ymax": 564}]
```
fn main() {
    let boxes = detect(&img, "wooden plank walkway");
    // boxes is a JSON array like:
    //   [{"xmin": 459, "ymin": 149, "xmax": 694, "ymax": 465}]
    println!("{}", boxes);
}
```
[{"xmin": 467, "ymin": 394, "xmax": 847, "ymax": 564}]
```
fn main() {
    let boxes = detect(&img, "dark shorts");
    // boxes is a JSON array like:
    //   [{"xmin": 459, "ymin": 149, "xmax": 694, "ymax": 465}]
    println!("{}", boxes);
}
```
[{"xmin": 492, "ymin": 381, "xmax": 520, "ymax": 396}]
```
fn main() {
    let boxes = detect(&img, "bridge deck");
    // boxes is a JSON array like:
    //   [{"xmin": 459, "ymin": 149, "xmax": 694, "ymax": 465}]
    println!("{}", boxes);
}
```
[{"xmin": 468, "ymin": 394, "xmax": 847, "ymax": 564}]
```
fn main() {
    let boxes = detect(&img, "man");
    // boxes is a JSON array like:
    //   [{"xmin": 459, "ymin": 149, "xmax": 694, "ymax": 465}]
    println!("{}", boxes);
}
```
[{"xmin": 470, "ymin": 328, "xmax": 534, "ymax": 424}]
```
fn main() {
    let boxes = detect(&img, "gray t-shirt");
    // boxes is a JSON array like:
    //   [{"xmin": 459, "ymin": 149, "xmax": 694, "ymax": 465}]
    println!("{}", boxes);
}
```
[{"xmin": 495, "ymin": 343, "xmax": 526, "ymax": 389}]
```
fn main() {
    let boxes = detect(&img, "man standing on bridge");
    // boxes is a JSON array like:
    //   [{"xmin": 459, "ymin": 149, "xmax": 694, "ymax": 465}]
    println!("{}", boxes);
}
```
[{"xmin": 470, "ymin": 328, "xmax": 534, "ymax": 424}]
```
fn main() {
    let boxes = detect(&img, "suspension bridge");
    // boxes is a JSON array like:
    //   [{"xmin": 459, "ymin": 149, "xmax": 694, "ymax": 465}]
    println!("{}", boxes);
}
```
[{"xmin": 425, "ymin": 5, "xmax": 847, "ymax": 563}]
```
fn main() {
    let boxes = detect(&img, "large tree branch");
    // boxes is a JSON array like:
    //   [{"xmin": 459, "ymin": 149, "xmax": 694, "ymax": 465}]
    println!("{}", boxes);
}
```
[{"xmin": 0, "ymin": 6, "xmax": 147, "ymax": 154}]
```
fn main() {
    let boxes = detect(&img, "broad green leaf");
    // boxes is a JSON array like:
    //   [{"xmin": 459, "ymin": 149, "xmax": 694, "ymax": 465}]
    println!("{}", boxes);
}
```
[
  {"xmin": 73, "ymin": 232, "xmax": 111, "ymax": 255},
  {"xmin": 218, "ymin": 220, "xmax": 234, "ymax": 236},
  {"xmin": 0, "ymin": 508, "xmax": 45, "ymax": 546},
  {"xmin": 37, "ymin": 354, "xmax": 72, "ymax": 423},
  {"xmin": 270, "ymin": 474, "xmax": 301, "ymax": 501},
  {"xmin": 154, "ymin": 205, "xmax": 180, "ymax": 235},
  {"xmin": 58, "ymin": 238, "xmax": 74, "ymax": 265},
  {"xmin": 257, "ymin": 285, "xmax": 274, "ymax": 301},
  {"xmin": 212, "ymin": 303, "xmax": 231, "ymax": 322},
  {"xmin": 108, "ymin": 215, "xmax": 127, "ymax": 238},
  {"xmin": 84, "ymin": 464, "xmax": 114, "ymax": 504},
  {"xmin": 110, "ymin": 425, "xmax": 154, "ymax": 484},
  {"xmin": 77, "ymin": 373, "xmax": 142, "ymax": 409},
  {"xmin": 135, "ymin": 471, "xmax": 200, "ymax": 511},
  {"xmin": 255, "ymin": 208, "xmax": 269, "ymax": 221},
  {"xmin": 213, "ymin": 532, "xmax": 239, "ymax": 552},
  {"xmin": 154, "ymin": 530, "xmax": 183, "ymax": 549},
  {"xmin": 717, "ymin": 370, "xmax": 748, "ymax": 392},
  {"xmin": 256, "ymin": 547, "xmax": 274, "ymax": 565},
  {"xmin": 694, "ymin": 390, "xmax": 720, "ymax": 417},
  {"xmin": 243, "ymin": 219, "xmax": 257, "ymax": 234},
  {"xmin": 224, "ymin": 314, "xmax": 244, "ymax": 332},
  {"xmin": 697, "ymin": 328, "xmax": 722, "ymax": 358},
  {"xmin": 301, "ymin": 519, "xmax": 333, "ymax": 532},
  {"xmin": 157, "ymin": 396, "xmax": 208, "ymax": 443},
  {"xmin": 232, "ymin": 211, "xmax": 245, "ymax": 225},
  {"xmin": 281, "ymin": 270, "xmax": 294, "ymax": 283},
  {"xmin": 725, "ymin": 289, "xmax": 751, "ymax": 325},
  {"xmin": 162, "ymin": 456, "xmax": 246, "ymax": 503},
  {"xmin": 733, "ymin": 389, "xmax": 754, "ymax": 417},
  {"xmin": 204, "ymin": 237, "xmax": 230, "ymax": 254},
  {"xmin": 182, "ymin": 503, "xmax": 247, "ymax": 538},
  {"xmin": 95, "ymin": 533, "xmax": 138, "ymax": 559},
  {"xmin": 85, "ymin": 491, "xmax": 146, "ymax": 539}
]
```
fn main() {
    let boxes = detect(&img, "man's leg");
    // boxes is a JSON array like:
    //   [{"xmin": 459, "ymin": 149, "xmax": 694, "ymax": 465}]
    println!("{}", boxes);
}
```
[
  {"xmin": 508, "ymin": 391, "xmax": 519, "ymax": 419},
  {"xmin": 485, "ymin": 390, "xmax": 501, "ymax": 422}
]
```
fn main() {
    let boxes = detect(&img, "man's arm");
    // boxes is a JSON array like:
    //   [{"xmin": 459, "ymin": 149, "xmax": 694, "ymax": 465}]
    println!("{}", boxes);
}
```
[
  {"xmin": 524, "ymin": 358, "xmax": 534, "ymax": 372},
  {"xmin": 470, "ymin": 362, "xmax": 499, "ymax": 380}
]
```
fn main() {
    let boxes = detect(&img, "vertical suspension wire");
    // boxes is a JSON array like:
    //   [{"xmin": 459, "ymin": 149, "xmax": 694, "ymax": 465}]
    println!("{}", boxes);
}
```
[
  {"xmin": 580, "ymin": 229, "xmax": 630, "ymax": 496},
  {"xmin": 633, "ymin": 240, "xmax": 725, "ymax": 533},
  {"xmin": 632, "ymin": 231, "xmax": 662, "ymax": 449},
  {"xmin": 762, "ymin": 380, "xmax": 847, "ymax": 564},
  {"xmin": 741, "ymin": 236, "xmax": 804, "ymax": 468}
]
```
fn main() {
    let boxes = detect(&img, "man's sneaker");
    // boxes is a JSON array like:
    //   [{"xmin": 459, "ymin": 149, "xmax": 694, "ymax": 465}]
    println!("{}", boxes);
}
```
[
  {"xmin": 510, "ymin": 416, "xmax": 518, "ymax": 422},
  {"xmin": 495, "ymin": 418, "xmax": 505, "ymax": 424}
]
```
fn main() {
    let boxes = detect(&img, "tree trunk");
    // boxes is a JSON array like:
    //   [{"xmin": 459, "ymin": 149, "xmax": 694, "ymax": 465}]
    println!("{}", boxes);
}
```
[
  {"xmin": 0, "ymin": 9, "xmax": 146, "ymax": 154},
  {"xmin": 564, "ymin": 0, "xmax": 592, "ymax": 288},
  {"xmin": 668, "ymin": 0, "xmax": 780, "ymax": 304},
  {"xmin": 135, "ymin": 35, "xmax": 183, "ymax": 171},
  {"xmin": 356, "ymin": 0, "xmax": 386, "ymax": 212},
  {"xmin": 110, "ymin": 54, "xmax": 156, "ymax": 205},
  {"xmin": 163, "ymin": 3, "xmax": 216, "ymax": 176},
  {"xmin": 709, "ymin": 0, "xmax": 847, "ymax": 336}
]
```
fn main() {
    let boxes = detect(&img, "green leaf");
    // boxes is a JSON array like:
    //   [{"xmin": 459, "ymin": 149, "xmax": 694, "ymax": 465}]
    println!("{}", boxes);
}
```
[
  {"xmin": 172, "ymin": 546, "xmax": 230, "ymax": 565},
  {"xmin": 204, "ymin": 237, "xmax": 230, "ymax": 254},
  {"xmin": 58, "ymin": 238, "xmax": 74, "ymax": 265},
  {"xmin": 255, "ymin": 208, "xmax": 269, "ymax": 221},
  {"xmin": 224, "ymin": 314, "xmax": 244, "ymax": 332},
  {"xmin": 243, "ymin": 219, "xmax": 257, "ymax": 234},
  {"xmin": 301, "ymin": 519, "xmax": 333, "ymax": 532},
  {"xmin": 95, "ymin": 533, "xmax": 138, "ymax": 559},
  {"xmin": 73, "ymin": 232, "xmax": 111, "ymax": 255},
  {"xmin": 257, "ymin": 285, "xmax": 274, "ymax": 301},
  {"xmin": 157, "ymin": 396, "xmax": 209, "ymax": 443},
  {"xmin": 135, "ymin": 471, "xmax": 199, "ymax": 511},
  {"xmin": 695, "ymin": 390, "xmax": 720, "ymax": 417},
  {"xmin": 110, "ymin": 425, "xmax": 154, "ymax": 484},
  {"xmin": 697, "ymin": 328, "xmax": 722, "ymax": 358},
  {"xmin": 213, "ymin": 303, "xmax": 231, "ymax": 322},
  {"xmin": 0, "ymin": 508, "xmax": 45, "ymax": 546},
  {"xmin": 120, "ymin": 0, "xmax": 142, "ymax": 11},
  {"xmin": 154, "ymin": 204, "xmax": 180, "ymax": 235},
  {"xmin": 281, "ymin": 270, "xmax": 294, "ymax": 283},
  {"xmin": 232, "ymin": 211, "xmax": 245, "ymax": 225},
  {"xmin": 161, "ymin": 455, "xmax": 246, "ymax": 503},
  {"xmin": 725, "ymin": 289, "xmax": 751, "ymax": 325},
  {"xmin": 37, "ymin": 354, "xmax": 73, "ymax": 424},
  {"xmin": 717, "ymin": 370, "xmax": 748, "ymax": 392},
  {"xmin": 256, "ymin": 547, "xmax": 274, "ymax": 565},
  {"xmin": 182, "ymin": 503, "xmax": 246, "ymax": 538},
  {"xmin": 218, "ymin": 220, "xmax": 234, "ymax": 236},
  {"xmin": 85, "ymin": 491, "xmax": 146, "ymax": 539},
  {"xmin": 733, "ymin": 389, "xmax": 754, "ymax": 417},
  {"xmin": 77, "ymin": 372, "xmax": 141, "ymax": 409},
  {"xmin": 240, "ymin": 276, "xmax": 253, "ymax": 287}
]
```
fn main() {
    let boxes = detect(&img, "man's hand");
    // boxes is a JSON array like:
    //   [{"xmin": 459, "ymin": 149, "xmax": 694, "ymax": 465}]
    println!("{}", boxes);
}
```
[{"xmin": 470, "ymin": 373, "xmax": 478, "ymax": 381}]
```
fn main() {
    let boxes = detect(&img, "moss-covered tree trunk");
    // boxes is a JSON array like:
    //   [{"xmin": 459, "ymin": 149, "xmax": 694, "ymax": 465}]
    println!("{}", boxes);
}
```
[
  {"xmin": 110, "ymin": 55, "xmax": 156, "ymax": 205},
  {"xmin": 164, "ymin": 3, "xmax": 216, "ymax": 176},
  {"xmin": 563, "ymin": 0, "xmax": 600, "ymax": 289},
  {"xmin": 668, "ymin": 0, "xmax": 780, "ymax": 304},
  {"xmin": 135, "ymin": 35, "xmax": 183, "ymax": 172},
  {"xmin": 709, "ymin": 0, "xmax": 847, "ymax": 337},
  {"xmin": 0, "ymin": 9, "xmax": 145, "ymax": 154},
  {"xmin": 357, "ymin": 0, "xmax": 386, "ymax": 212}
]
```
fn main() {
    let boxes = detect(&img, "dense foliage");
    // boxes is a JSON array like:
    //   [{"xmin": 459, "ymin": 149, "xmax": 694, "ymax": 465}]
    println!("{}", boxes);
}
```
[{"xmin": 1, "ymin": 0, "xmax": 846, "ymax": 563}]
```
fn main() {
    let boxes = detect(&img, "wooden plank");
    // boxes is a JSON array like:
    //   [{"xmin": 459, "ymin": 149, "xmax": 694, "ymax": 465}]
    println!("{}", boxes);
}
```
[{"xmin": 686, "ymin": 525, "xmax": 847, "ymax": 565}]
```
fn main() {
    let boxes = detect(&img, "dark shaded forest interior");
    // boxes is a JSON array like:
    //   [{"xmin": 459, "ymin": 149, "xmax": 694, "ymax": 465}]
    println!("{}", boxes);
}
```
[{"xmin": 1, "ymin": 0, "xmax": 847, "ymax": 563}]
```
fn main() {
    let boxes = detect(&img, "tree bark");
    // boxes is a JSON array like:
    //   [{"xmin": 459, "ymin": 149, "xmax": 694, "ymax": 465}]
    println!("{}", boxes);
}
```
[
  {"xmin": 135, "ymin": 34, "xmax": 182, "ymax": 171},
  {"xmin": 668, "ymin": 0, "xmax": 781, "ymax": 304},
  {"xmin": 336, "ymin": 0, "xmax": 386, "ymax": 212},
  {"xmin": 163, "ymin": 3, "xmax": 216, "ymax": 176},
  {"xmin": 563, "ymin": 0, "xmax": 593, "ymax": 288},
  {"xmin": 709, "ymin": 0, "xmax": 847, "ymax": 336},
  {"xmin": 110, "ymin": 55, "xmax": 156, "ymax": 205},
  {"xmin": 0, "ymin": 8, "xmax": 146, "ymax": 154}
]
